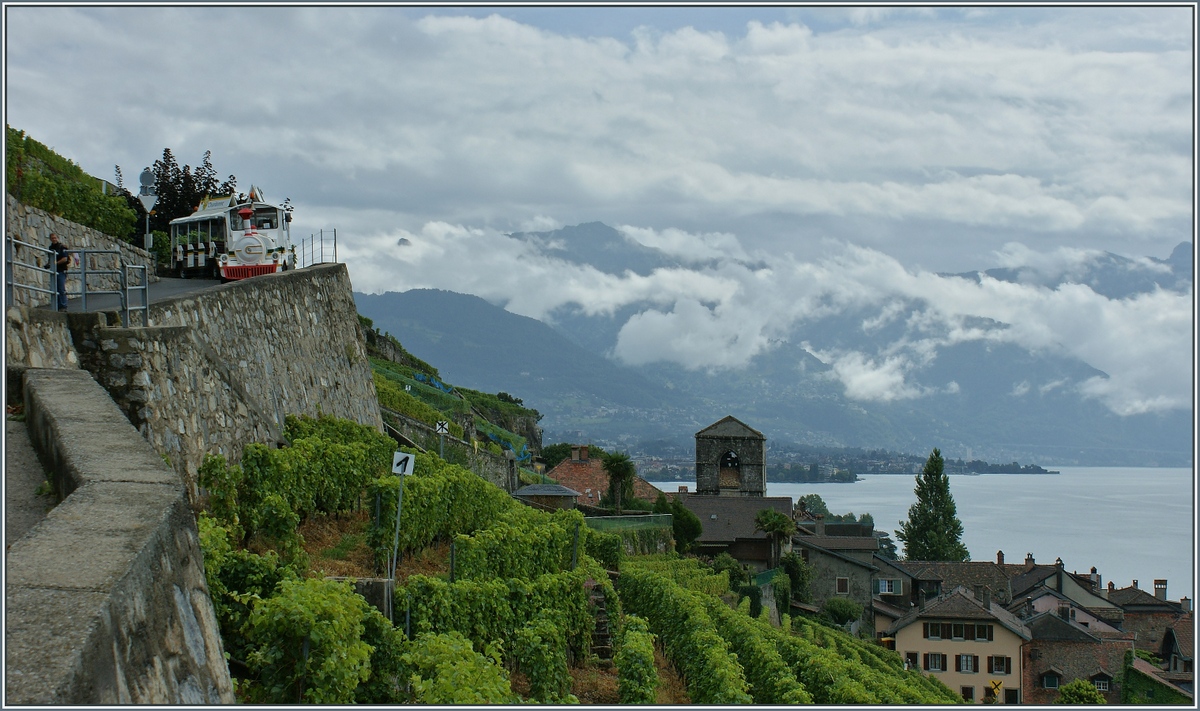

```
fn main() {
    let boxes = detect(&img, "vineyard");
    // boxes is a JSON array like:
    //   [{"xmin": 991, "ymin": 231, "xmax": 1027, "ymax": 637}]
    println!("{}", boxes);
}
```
[{"xmin": 196, "ymin": 409, "xmax": 964, "ymax": 704}]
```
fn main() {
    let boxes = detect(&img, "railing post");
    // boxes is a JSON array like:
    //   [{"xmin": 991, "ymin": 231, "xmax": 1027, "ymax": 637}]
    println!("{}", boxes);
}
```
[
  {"xmin": 118, "ymin": 257, "xmax": 129, "ymax": 327},
  {"xmin": 5, "ymin": 235, "xmax": 14, "ymax": 306},
  {"xmin": 333, "ymin": 228, "xmax": 337, "ymax": 264},
  {"xmin": 78, "ymin": 250, "xmax": 88, "ymax": 313}
]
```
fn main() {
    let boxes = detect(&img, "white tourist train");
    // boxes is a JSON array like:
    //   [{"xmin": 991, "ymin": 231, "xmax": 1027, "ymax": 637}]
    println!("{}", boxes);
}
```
[{"xmin": 168, "ymin": 186, "xmax": 295, "ymax": 280}]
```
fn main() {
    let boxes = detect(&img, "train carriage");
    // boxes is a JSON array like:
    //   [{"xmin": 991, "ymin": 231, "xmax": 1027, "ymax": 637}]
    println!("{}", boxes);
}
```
[{"xmin": 169, "ymin": 186, "xmax": 295, "ymax": 281}]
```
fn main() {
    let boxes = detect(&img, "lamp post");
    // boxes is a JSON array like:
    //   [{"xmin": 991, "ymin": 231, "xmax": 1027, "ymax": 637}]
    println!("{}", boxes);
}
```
[{"xmin": 137, "ymin": 168, "xmax": 157, "ymax": 251}]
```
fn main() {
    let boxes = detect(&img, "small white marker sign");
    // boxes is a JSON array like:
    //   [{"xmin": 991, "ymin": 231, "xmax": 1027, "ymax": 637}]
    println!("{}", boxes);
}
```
[
  {"xmin": 392, "ymin": 451, "xmax": 414, "ymax": 475},
  {"xmin": 435, "ymin": 421, "xmax": 449, "ymax": 434}
]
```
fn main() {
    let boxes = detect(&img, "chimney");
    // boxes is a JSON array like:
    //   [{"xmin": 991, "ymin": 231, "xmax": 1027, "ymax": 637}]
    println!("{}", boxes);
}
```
[
  {"xmin": 919, "ymin": 590, "xmax": 926, "ymax": 611},
  {"xmin": 677, "ymin": 485, "xmax": 688, "ymax": 494},
  {"xmin": 1133, "ymin": 579, "xmax": 1139, "ymax": 589},
  {"xmin": 1024, "ymin": 596, "xmax": 1034, "ymax": 618},
  {"xmin": 983, "ymin": 587, "xmax": 992, "ymax": 611},
  {"xmin": 1181, "ymin": 597, "xmax": 1191, "ymax": 612},
  {"xmin": 579, "ymin": 445, "xmax": 589, "ymax": 461},
  {"xmin": 571, "ymin": 445, "xmax": 582, "ymax": 461},
  {"xmin": 1154, "ymin": 579, "xmax": 1167, "ymax": 601},
  {"xmin": 974, "ymin": 585, "xmax": 984, "ymax": 601},
  {"xmin": 1025, "ymin": 552, "xmax": 1035, "ymax": 569},
  {"xmin": 1055, "ymin": 558, "xmax": 1064, "ymax": 593},
  {"xmin": 997, "ymin": 550, "xmax": 1005, "ymax": 566},
  {"xmin": 1090, "ymin": 567, "xmax": 1100, "ymax": 593}
]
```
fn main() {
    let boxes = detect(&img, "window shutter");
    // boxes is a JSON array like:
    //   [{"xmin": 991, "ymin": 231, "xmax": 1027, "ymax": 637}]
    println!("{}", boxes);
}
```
[
  {"xmin": 1004, "ymin": 657, "xmax": 1012, "ymax": 675},
  {"xmin": 923, "ymin": 653, "xmax": 930, "ymax": 671},
  {"xmin": 923, "ymin": 622, "xmax": 929, "ymax": 638},
  {"xmin": 955, "ymin": 655, "xmax": 962, "ymax": 672},
  {"xmin": 987, "ymin": 656, "xmax": 994, "ymax": 673},
  {"xmin": 973, "ymin": 655, "xmax": 979, "ymax": 674},
  {"xmin": 941, "ymin": 654, "xmax": 948, "ymax": 671},
  {"xmin": 987, "ymin": 625, "xmax": 994, "ymax": 641}
]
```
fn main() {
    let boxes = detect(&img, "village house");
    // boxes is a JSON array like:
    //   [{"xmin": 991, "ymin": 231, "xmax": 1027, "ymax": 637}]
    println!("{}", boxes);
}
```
[
  {"xmin": 511, "ymin": 483, "xmax": 581, "ymax": 511},
  {"xmin": 792, "ymin": 518, "xmax": 879, "ymax": 631},
  {"xmin": 1107, "ymin": 578, "xmax": 1190, "ymax": 653},
  {"xmin": 886, "ymin": 586, "xmax": 1031, "ymax": 704},
  {"xmin": 674, "ymin": 490, "xmax": 793, "ymax": 570},
  {"xmin": 1158, "ymin": 613, "xmax": 1194, "ymax": 695},
  {"xmin": 545, "ymin": 445, "xmax": 662, "ymax": 508},
  {"xmin": 1010, "ymin": 588, "xmax": 1134, "ymax": 704}
]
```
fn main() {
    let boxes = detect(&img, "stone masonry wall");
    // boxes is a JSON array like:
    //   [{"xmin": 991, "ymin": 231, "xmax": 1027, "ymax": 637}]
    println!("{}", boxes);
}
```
[
  {"xmin": 5, "ymin": 304, "xmax": 81, "ymax": 370},
  {"xmin": 6, "ymin": 368, "xmax": 234, "ymax": 704},
  {"xmin": 6, "ymin": 193, "xmax": 158, "ymax": 309},
  {"xmin": 70, "ymin": 263, "xmax": 382, "ymax": 502}
]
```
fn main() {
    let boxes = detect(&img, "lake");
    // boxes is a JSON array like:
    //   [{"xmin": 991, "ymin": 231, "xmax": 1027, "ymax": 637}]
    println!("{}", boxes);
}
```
[{"xmin": 649, "ymin": 467, "xmax": 1195, "ymax": 601}]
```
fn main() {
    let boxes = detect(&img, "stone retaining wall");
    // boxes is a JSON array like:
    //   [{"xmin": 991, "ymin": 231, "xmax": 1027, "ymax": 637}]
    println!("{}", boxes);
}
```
[
  {"xmin": 6, "ymin": 193, "xmax": 158, "ymax": 309},
  {"xmin": 382, "ymin": 407, "xmax": 518, "ymax": 492},
  {"xmin": 4, "ymin": 304, "xmax": 80, "ymax": 370},
  {"xmin": 69, "ymin": 263, "xmax": 383, "ymax": 502},
  {"xmin": 5, "ymin": 368, "xmax": 234, "ymax": 704}
]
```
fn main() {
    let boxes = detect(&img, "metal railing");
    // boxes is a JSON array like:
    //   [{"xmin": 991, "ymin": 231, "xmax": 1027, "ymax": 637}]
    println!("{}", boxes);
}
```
[
  {"xmin": 5, "ymin": 235, "xmax": 151, "ymax": 327},
  {"xmin": 297, "ymin": 228, "xmax": 338, "ymax": 268}
]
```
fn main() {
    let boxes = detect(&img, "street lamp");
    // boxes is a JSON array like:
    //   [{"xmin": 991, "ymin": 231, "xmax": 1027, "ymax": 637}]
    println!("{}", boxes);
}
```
[{"xmin": 137, "ymin": 168, "xmax": 157, "ymax": 251}]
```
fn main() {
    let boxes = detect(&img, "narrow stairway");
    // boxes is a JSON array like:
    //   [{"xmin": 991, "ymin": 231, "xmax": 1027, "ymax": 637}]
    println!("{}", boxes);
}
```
[{"xmin": 589, "ymin": 583, "xmax": 613, "ymax": 663}]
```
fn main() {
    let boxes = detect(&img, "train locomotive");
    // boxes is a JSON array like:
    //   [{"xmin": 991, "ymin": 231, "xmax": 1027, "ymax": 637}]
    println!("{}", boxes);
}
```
[{"xmin": 168, "ymin": 186, "xmax": 295, "ymax": 280}]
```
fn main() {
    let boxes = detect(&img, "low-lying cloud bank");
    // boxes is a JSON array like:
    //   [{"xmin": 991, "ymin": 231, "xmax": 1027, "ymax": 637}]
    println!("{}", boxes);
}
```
[{"xmin": 348, "ymin": 223, "xmax": 1192, "ymax": 418}]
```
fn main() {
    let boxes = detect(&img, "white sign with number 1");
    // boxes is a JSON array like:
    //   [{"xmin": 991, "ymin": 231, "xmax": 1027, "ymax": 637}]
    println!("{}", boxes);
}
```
[{"xmin": 392, "ymin": 451, "xmax": 414, "ymax": 475}]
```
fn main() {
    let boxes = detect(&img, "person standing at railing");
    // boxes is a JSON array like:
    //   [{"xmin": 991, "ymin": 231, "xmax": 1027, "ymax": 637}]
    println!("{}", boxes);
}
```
[{"xmin": 47, "ymin": 233, "xmax": 69, "ymax": 310}]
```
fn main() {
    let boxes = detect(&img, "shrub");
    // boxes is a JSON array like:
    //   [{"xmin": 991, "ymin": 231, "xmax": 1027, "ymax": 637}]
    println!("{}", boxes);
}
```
[
  {"xmin": 243, "ymin": 578, "xmax": 372, "ymax": 704},
  {"xmin": 823, "ymin": 596, "xmax": 863, "ymax": 626},
  {"xmin": 400, "ymin": 631, "xmax": 517, "ymax": 704}
]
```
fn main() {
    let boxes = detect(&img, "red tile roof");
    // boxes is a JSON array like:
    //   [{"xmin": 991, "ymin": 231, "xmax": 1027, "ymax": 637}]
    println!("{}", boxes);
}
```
[{"xmin": 546, "ymin": 456, "xmax": 662, "ymax": 507}]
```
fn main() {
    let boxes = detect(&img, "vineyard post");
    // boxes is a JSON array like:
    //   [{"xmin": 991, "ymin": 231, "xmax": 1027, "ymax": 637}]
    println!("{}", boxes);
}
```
[{"xmin": 571, "ymin": 522, "xmax": 580, "ymax": 570}]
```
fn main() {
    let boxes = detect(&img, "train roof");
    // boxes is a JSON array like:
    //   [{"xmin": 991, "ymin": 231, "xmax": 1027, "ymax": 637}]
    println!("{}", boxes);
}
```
[{"xmin": 171, "ymin": 190, "xmax": 283, "ymax": 224}]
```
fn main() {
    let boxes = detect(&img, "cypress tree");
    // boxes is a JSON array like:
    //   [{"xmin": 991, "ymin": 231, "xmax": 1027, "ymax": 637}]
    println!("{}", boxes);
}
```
[{"xmin": 895, "ymin": 448, "xmax": 969, "ymax": 561}]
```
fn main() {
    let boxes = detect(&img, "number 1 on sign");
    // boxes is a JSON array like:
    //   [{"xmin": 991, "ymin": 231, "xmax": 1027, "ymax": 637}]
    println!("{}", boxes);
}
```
[{"xmin": 392, "ymin": 451, "xmax": 413, "ymax": 475}]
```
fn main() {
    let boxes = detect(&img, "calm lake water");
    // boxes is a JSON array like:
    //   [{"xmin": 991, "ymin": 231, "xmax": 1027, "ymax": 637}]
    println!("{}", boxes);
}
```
[{"xmin": 650, "ymin": 467, "xmax": 1196, "ymax": 601}]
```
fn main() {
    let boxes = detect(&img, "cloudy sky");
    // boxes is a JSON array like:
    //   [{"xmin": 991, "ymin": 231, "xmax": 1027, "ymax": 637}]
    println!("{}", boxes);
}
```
[{"xmin": 4, "ymin": 4, "xmax": 1195, "ymax": 417}]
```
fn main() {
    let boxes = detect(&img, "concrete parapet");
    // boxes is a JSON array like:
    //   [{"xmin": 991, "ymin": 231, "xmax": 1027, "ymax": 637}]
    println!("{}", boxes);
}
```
[{"xmin": 5, "ymin": 368, "xmax": 234, "ymax": 704}]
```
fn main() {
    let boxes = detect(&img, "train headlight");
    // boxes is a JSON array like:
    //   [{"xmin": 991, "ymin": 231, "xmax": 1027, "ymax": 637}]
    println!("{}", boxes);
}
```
[{"xmin": 220, "ymin": 254, "xmax": 228, "ymax": 264}]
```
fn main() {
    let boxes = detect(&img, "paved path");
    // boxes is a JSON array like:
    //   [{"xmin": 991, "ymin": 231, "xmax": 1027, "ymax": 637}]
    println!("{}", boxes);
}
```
[
  {"xmin": 57, "ymin": 276, "xmax": 220, "ymax": 314},
  {"xmin": 5, "ymin": 418, "xmax": 56, "ymax": 549}
]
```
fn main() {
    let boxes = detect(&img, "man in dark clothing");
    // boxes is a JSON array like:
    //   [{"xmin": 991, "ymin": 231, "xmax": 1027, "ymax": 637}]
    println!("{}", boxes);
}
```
[{"xmin": 48, "ymin": 233, "xmax": 69, "ymax": 310}]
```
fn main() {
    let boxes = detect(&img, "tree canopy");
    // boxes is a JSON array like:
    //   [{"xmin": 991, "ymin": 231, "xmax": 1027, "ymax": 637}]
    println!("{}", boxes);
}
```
[
  {"xmin": 602, "ymin": 451, "xmax": 636, "ymax": 515},
  {"xmin": 754, "ymin": 508, "xmax": 796, "ymax": 568},
  {"xmin": 1053, "ymin": 679, "xmax": 1106, "ymax": 704},
  {"xmin": 895, "ymin": 448, "xmax": 969, "ymax": 561}
]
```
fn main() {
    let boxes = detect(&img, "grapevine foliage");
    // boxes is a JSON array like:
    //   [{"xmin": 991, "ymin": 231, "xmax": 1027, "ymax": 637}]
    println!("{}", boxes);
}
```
[{"xmin": 614, "ymin": 615, "xmax": 658, "ymax": 704}]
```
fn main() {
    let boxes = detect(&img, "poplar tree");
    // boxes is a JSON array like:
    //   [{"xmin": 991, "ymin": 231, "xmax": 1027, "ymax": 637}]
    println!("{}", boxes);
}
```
[{"xmin": 895, "ymin": 448, "xmax": 969, "ymax": 561}]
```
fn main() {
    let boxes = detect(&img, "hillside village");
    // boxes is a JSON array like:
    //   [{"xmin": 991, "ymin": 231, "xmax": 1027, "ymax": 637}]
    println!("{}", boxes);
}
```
[
  {"xmin": 4, "ymin": 131, "xmax": 1194, "ymax": 705},
  {"xmin": 522, "ymin": 409, "xmax": 1194, "ymax": 705}
]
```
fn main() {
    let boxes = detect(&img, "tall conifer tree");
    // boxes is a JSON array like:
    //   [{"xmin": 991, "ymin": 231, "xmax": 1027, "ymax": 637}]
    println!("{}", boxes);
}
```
[{"xmin": 895, "ymin": 448, "xmax": 969, "ymax": 561}]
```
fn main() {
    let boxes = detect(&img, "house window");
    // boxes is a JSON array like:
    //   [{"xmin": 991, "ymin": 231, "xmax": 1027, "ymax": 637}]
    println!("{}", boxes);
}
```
[
  {"xmin": 923, "ymin": 622, "xmax": 941, "ymax": 639},
  {"xmin": 975, "ymin": 623, "xmax": 994, "ymax": 641},
  {"xmin": 924, "ymin": 653, "xmax": 947, "ymax": 672},
  {"xmin": 836, "ymin": 577, "xmax": 849, "ymax": 595},
  {"xmin": 961, "ymin": 686, "xmax": 975, "ymax": 702},
  {"xmin": 952, "ymin": 623, "xmax": 965, "ymax": 639},
  {"xmin": 905, "ymin": 652, "xmax": 919, "ymax": 670},
  {"xmin": 956, "ymin": 654, "xmax": 979, "ymax": 673},
  {"xmin": 1042, "ymin": 672, "xmax": 1061, "ymax": 689},
  {"xmin": 1092, "ymin": 675, "xmax": 1111, "ymax": 692},
  {"xmin": 987, "ymin": 656, "xmax": 1012, "ymax": 675},
  {"xmin": 877, "ymin": 578, "xmax": 900, "ymax": 594}
]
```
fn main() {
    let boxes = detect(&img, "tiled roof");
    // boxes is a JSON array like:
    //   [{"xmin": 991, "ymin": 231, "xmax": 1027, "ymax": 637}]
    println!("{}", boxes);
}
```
[
  {"xmin": 794, "ymin": 538, "xmax": 878, "ymax": 571},
  {"xmin": 887, "ymin": 586, "xmax": 1032, "ymax": 640},
  {"xmin": 904, "ymin": 560, "xmax": 1015, "ymax": 602},
  {"xmin": 797, "ymin": 535, "xmax": 880, "ymax": 551},
  {"xmin": 1167, "ymin": 614, "xmax": 1194, "ymax": 659},
  {"xmin": 1008, "ymin": 565, "xmax": 1059, "ymax": 596},
  {"xmin": 873, "ymin": 597, "xmax": 910, "ymax": 621},
  {"xmin": 677, "ymin": 493, "xmax": 792, "ymax": 543},
  {"xmin": 546, "ymin": 457, "xmax": 662, "ymax": 507},
  {"xmin": 695, "ymin": 415, "xmax": 764, "ymax": 439},
  {"xmin": 1107, "ymin": 585, "xmax": 1181, "ymax": 611},
  {"xmin": 513, "ymin": 483, "xmax": 581, "ymax": 497}
]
